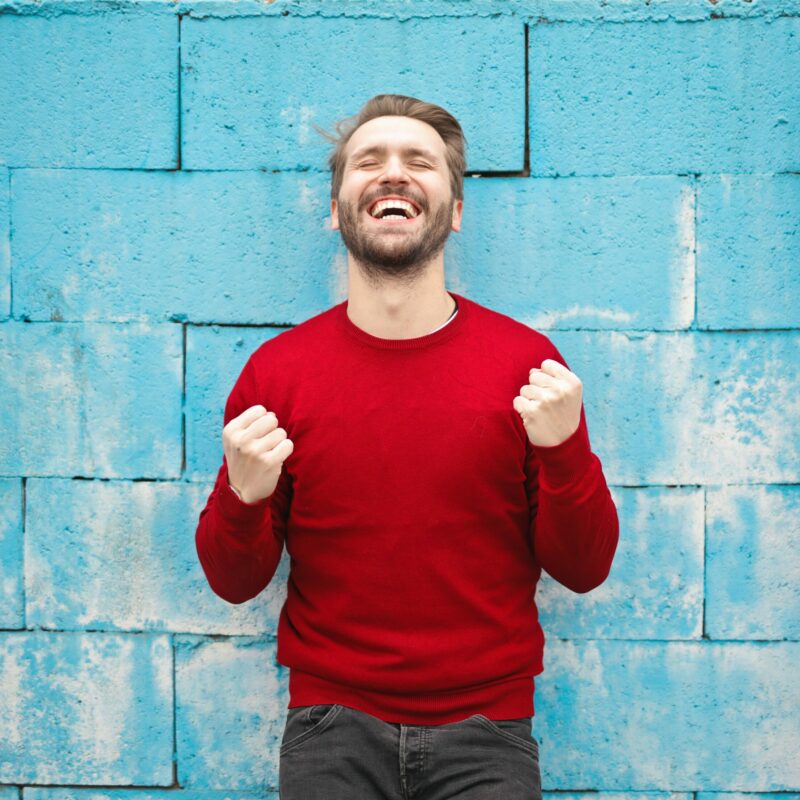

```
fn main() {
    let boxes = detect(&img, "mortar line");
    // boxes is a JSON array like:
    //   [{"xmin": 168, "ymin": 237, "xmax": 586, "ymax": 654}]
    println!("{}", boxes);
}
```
[
  {"xmin": 176, "ymin": 14, "xmax": 183, "ymax": 170},
  {"xmin": 702, "ymin": 485, "xmax": 709, "ymax": 639},
  {"xmin": 181, "ymin": 322, "xmax": 187, "ymax": 476},
  {"xmin": 523, "ymin": 22, "xmax": 530, "ymax": 175},
  {"xmin": 171, "ymin": 633, "xmax": 179, "ymax": 786},
  {"xmin": 21, "ymin": 476, "xmax": 27, "ymax": 628}
]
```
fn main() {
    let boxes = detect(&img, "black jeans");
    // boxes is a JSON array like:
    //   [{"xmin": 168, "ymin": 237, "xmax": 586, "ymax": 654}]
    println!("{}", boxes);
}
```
[{"xmin": 279, "ymin": 703, "xmax": 542, "ymax": 799}]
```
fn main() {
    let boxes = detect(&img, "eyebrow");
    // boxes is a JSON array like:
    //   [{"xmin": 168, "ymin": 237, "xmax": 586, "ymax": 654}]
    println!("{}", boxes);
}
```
[{"xmin": 348, "ymin": 145, "xmax": 441, "ymax": 165}]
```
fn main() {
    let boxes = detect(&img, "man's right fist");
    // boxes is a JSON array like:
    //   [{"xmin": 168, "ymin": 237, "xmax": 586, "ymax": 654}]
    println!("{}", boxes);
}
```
[{"xmin": 222, "ymin": 405, "xmax": 294, "ymax": 505}]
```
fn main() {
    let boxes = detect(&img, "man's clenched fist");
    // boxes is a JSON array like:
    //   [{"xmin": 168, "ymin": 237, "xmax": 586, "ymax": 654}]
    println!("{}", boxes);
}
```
[
  {"xmin": 223, "ymin": 405, "xmax": 294, "ymax": 504},
  {"xmin": 512, "ymin": 358, "xmax": 582, "ymax": 447}
]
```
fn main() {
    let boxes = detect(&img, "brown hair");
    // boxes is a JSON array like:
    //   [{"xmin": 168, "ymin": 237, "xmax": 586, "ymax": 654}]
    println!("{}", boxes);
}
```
[{"xmin": 313, "ymin": 94, "xmax": 467, "ymax": 202}]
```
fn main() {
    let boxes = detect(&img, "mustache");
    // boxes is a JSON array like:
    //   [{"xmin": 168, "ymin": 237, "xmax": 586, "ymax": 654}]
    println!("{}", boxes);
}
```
[{"xmin": 361, "ymin": 191, "xmax": 425, "ymax": 212}]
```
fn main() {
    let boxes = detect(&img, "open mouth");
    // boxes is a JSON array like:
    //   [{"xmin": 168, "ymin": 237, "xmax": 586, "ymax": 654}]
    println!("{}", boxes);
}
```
[{"xmin": 366, "ymin": 196, "xmax": 422, "ymax": 225}]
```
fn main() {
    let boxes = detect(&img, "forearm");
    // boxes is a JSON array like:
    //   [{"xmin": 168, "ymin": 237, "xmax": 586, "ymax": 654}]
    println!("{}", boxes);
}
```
[{"xmin": 529, "ymin": 417, "xmax": 620, "ymax": 593}]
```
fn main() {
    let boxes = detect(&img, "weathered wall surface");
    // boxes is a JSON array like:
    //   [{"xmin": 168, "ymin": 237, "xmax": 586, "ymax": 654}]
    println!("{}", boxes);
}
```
[{"xmin": 1, "ymin": 0, "xmax": 798, "ymax": 793}]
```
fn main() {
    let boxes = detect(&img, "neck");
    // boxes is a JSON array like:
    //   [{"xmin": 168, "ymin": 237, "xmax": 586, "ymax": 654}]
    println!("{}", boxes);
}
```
[{"xmin": 345, "ymin": 257, "xmax": 456, "ymax": 339}]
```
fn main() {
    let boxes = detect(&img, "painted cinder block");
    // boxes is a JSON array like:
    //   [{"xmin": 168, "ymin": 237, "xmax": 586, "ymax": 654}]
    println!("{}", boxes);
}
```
[
  {"xmin": 25, "ymin": 792, "xmax": 268, "ymax": 800},
  {"xmin": 534, "ymin": 640, "xmax": 800, "ymax": 790},
  {"xmin": 537, "ymin": 487, "xmax": 703, "ymax": 640},
  {"xmin": 25, "ymin": 792, "xmax": 267, "ymax": 800},
  {"xmin": 0, "ymin": 165, "xmax": 9, "ymax": 318},
  {"xmin": 175, "ymin": 636, "xmax": 287, "ymax": 790},
  {"xmin": 0, "ymin": 12, "xmax": 177, "ymax": 169},
  {"xmin": 545, "ymin": 795, "xmax": 691, "ymax": 800},
  {"xmin": 0, "ymin": 631, "xmax": 172, "ymax": 784},
  {"xmin": 449, "ymin": 176, "xmax": 695, "ymax": 330},
  {"xmin": 706, "ymin": 485, "xmax": 800, "ymax": 641},
  {"xmin": 181, "ymin": 15, "xmax": 523, "ymax": 171},
  {"xmin": 697, "ymin": 794, "xmax": 800, "ymax": 800},
  {"xmin": 529, "ymin": 17, "xmax": 800, "ymax": 176},
  {"xmin": 24, "ymin": 477, "xmax": 289, "ymax": 635},
  {"xmin": 0, "ymin": 322, "xmax": 182, "ymax": 478},
  {"xmin": 0, "ymin": 479, "xmax": 23, "ymax": 629},
  {"xmin": 186, "ymin": 325, "xmax": 288, "ymax": 480},
  {"xmin": 697, "ymin": 174, "xmax": 800, "ymax": 330},
  {"xmin": 548, "ymin": 330, "xmax": 800, "ymax": 486},
  {"xmin": 12, "ymin": 169, "xmax": 341, "ymax": 324}
]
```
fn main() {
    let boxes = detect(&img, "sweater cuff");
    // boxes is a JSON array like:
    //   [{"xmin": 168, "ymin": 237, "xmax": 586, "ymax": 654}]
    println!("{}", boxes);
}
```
[
  {"xmin": 530, "ymin": 420, "xmax": 594, "ymax": 491},
  {"xmin": 217, "ymin": 470, "xmax": 271, "ymax": 525}
]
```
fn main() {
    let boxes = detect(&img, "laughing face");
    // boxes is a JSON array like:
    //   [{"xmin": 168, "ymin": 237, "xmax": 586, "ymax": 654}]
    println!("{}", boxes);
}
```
[{"xmin": 330, "ymin": 115, "xmax": 464, "ymax": 285}]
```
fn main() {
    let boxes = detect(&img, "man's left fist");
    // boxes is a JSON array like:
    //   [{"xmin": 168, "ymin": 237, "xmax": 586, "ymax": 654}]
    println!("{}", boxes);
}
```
[{"xmin": 512, "ymin": 358, "xmax": 582, "ymax": 447}]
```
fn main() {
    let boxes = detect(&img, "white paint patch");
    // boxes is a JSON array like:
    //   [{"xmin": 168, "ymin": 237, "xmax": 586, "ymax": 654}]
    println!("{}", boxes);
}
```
[
  {"xmin": 46, "ymin": 636, "xmax": 134, "ymax": 770},
  {"xmin": 280, "ymin": 105, "xmax": 317, "ymax": 146},
  {"xmin": 60, "ymin": 272, "xmax": 81, "ymax": 308},
  {"xmin": 0, "ymin": 640, "xmax": 25, "ymax": 747},
  {"xmin": 297, "ymin": 178, "xmax": 323, "ymax": 214},
  {"xmin": 708, "ymin": 486, "xmax": 800, "ymax": 638},
  {"xmin": 720, "ymin": 173, "xmax": 733, "ymax": 207},
  {"xmin": 101, "ymin": 210, "xmax": 122, "ymax": 230},
  {"xmin": 674, "ymin": 183, "xmax": 696, "ymax": 328},
  {"xmin": 526, "ymin": 304, "xmax": 636, "ymax": 329}
]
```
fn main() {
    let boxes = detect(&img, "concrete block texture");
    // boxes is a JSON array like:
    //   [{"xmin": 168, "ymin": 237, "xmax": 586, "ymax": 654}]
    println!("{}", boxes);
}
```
[
  {"xmin": 0, "ymin": 631, "xmax": 173, "ymax": 784},
  {"xmin": 697, "ymin": 173, "xmax": 800, "ymax": 329},
  {"xmin": 0, "ymin": 12, "xmax": 177, "ymax": 169},
  {"xmin": 24, "ymin": 477, "xmax": 288, "ymax": 634},
  {"xmin": 0, "ymin": 166, "xmax": 9, "ymax": 318},
  {"xmin": 551, "ymin": 330, "xmax": 800, "ymax": 486},
  {"xmin": 450, "ymin": 176, "xmax": 696, "ymax": 330},
  {"xmin": 0, "ymin": 479, "xmax": 23, "ymax": 628},
  {"xmin": 181, "ymin": 14, "xmax": 524, "ymax": 171},
  {"xmin": 11, "ymin": 169, "xmax": 339, "ymax": 324},
  {"xmin": 529, "ymin": 16, "xmax": 800, "ymax": 176},
  {"xmin": 175, "ymin": 636, "xmax": 286, "ymax": 789},
  {"xmin": 0, "ymin": 322, "xmax": 182, "ymax": 478},
  {"xmin": 706, "ymin": 485, "xmax": 800, "ymax": 640},
  {"xmin": 534, "ymin": 640, "xmax": 800, "ymax": 790}
]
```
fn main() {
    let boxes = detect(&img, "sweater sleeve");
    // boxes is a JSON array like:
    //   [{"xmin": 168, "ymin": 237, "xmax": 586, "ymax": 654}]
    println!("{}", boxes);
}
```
[
  {"xmin": 525, "ymin": 345, "xmax": 619, "ymax": 594},
  {"xmin": 194, "ymin": 354, "xmax": 291, "ymax": 605}
]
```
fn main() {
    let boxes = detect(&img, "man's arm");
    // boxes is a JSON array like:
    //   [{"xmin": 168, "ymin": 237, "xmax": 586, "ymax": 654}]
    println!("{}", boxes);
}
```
[
  {"xmin": 521, "ymin": 348, "xmax": 619, "ymax": 593},
  {"xmin": 194, "ymin": 355, "xmax": 291, "ymax": 604}
]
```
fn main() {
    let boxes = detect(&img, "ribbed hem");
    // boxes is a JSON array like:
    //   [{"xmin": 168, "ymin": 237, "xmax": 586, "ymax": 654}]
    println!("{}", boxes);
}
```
[
  {"xmin": 337, "ymin": 291, "xmax": 467, "ymax": 350},
  {"xmin": 287, "ymin": 668, "xmax": 536, "ymax": 725},
  {"xmin": 530, "ymin": 418, "xmax": 594, "ymax": 491},
  {"xmin": 216, "ymin": 465, "xmax": 271, "ymax": 526}
]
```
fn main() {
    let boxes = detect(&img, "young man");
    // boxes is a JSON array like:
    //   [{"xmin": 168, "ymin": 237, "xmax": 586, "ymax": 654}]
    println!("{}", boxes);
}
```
[{"xmin": 195, "ymin": 94, "xmax": 619, "ymax": 799}]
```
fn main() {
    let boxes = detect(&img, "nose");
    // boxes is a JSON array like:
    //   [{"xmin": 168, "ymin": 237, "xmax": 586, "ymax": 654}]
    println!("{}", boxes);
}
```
[{"xmin": 379, "ymin": 154, "xmax": 410, "ymax": 184}]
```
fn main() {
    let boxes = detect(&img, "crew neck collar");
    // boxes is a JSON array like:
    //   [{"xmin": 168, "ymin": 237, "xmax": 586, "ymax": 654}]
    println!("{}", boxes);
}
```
[{"xmin": 337, "ymin": 292, "xmax": 468, "ymax": 351}]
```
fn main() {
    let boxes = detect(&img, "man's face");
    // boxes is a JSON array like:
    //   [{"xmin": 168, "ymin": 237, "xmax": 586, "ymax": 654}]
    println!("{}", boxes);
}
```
[{"xmin": 330, "ymin": 115, "xmax": 464, "ymax": 284}]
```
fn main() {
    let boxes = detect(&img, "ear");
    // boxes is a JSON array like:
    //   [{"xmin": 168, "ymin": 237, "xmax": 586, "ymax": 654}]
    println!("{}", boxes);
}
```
[
  {"xmin": 450, "ymin": 198, "xmax": 464, "ymax": 233},
  {"xmin": 330, "ymin": 197, "xmax": 339, "ymax": 231}
]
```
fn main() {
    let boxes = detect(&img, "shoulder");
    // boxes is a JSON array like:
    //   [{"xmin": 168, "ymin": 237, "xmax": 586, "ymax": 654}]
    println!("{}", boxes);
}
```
[
  {"xmin": 247, "ymin": 302, "xmax": 342, "ymax": 370},
  {"xmin": 464, "ymin": 294, "xmax": 558, "ymax": 357}
]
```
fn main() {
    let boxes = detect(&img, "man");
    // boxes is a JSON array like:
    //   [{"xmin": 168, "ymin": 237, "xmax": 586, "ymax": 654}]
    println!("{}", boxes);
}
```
[{"xmin": 195, "ymin": 94, "xmax": 619, "ymax": 799}]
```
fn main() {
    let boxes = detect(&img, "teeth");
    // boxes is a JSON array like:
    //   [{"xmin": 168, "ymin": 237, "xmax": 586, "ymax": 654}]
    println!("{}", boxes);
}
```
[{"xmin": 369, "ymin": 198, "xmax": 419, "ymax": 219}]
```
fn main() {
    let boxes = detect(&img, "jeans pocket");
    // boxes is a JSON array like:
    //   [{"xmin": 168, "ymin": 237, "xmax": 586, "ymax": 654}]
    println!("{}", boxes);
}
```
[
  {"xmin": 471, "ymin": 714, "xmax": 539, "ymax": 757},
  {"xmin": 280, "ymin": 704, "xmax": 342, "ymax": 755}
]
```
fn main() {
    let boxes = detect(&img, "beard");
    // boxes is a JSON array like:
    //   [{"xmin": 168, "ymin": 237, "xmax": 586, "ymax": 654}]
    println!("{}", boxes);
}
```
[{"xmin": 336, "ymin": 193, "xmax": 456, "ymax": 288}]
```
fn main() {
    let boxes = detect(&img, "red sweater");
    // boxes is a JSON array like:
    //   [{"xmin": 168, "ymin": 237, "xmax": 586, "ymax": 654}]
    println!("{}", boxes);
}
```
[{"xmin": 195, "ymin": 292, "xmax": 619, "ymax": 725}]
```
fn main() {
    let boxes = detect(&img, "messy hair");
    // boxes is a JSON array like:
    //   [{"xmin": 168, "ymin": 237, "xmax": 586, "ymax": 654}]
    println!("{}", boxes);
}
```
[{"xmin": 313, "ymin": 94, "xmax": 467, "ymax": 202}]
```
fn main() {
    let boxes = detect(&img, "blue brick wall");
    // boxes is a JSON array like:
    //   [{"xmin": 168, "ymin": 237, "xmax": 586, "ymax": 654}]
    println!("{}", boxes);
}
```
[{"xmin": 1, "ymin": 0, "xmax": 798, "ymax": 794}]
